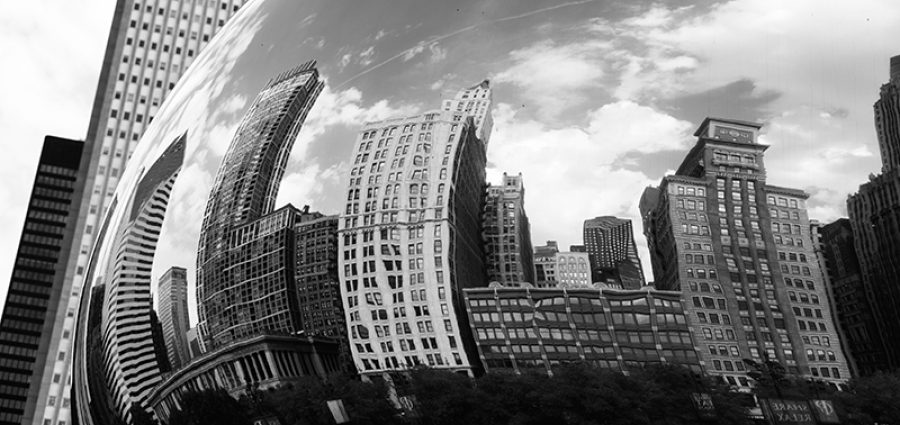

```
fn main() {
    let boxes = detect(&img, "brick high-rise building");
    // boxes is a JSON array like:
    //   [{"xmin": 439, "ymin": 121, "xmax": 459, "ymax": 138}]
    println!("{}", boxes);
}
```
[
  {"xmin": 338, "ymin": 82, "xmax": 491, "ymax": 377},
  {"xmin": 43, "ymin": 2, "xmax": 245, "ymax": 423},
  {"xmin": 156, "ymin": 266, "xmax": 191, "ymax": 370},
  {"xmin": 0, "ymin": 137, "xmax": 85, "ymax": 425},
  {"xmin": 196, "ymin": 62, "xmax": 324, "ymax": 350},
  {"xmin": 583, "ymin": 216, "xmax": 645, "ymax": 289},
  {"xmin": 847, "ymin": 55, "xmax": 900, "ymax": 371},
  {"xmin": 483, "ymin": 173, "xmax": 534, "ymax": 286},
  {"xmin": 641, "ymin": 117, "xmax": 850, "ymax": 388}
]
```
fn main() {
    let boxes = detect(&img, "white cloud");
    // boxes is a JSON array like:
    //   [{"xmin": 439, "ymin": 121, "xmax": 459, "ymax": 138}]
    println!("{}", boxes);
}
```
[
  {"xmin": 275, "ymin": 162, "xmax": 347, "ymax": 209},
  {"xmin": 486, "ymin": 101, "xmax": 693, "ymax": 279},
  {"xmin": 359, "ymin": 46, "xmax": 376, "ymax": 66},
  {"xmin": 299, "ymin": 84, "xmax": 419, "ymax": 141},
  {"xmin": 428, "ymin": 43, "xmax": 447, "ymax": 63},
  {"xmin": 339, "ymin": 53, "xmax": 352, "ymax": 70},
  {"xmin": 493, "ymin": 39, "xmax": 609, "ymax": 120},
  {"xmin": 402, "ymin": 42, "xmax": 427, "ymax": 61}
]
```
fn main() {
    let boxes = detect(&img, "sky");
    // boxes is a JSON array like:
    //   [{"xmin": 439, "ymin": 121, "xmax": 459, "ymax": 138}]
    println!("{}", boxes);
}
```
[{"xmin": 1, "ymin": 0, "xmax": 900, "ymax": 314}]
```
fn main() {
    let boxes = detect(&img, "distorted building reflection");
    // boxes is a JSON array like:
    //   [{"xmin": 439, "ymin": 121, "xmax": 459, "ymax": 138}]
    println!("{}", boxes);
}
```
[
  {"xmin": 196, "ymin": 61, "xmax": 324, "ymax": 350},
  {"xmin": 339, "ymin": 82, "xmax": 492, "ymax": 378}
]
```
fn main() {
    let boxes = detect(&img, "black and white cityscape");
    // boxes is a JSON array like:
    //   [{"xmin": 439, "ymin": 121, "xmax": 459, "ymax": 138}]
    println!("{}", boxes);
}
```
[{"xmin": 2, "ymin": 0, "xmax": 900, "ymax": 424}]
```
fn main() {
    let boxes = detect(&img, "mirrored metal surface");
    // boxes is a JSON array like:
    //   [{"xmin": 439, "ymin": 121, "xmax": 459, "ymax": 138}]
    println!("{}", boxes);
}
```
[{"xmin": 72, "ymin": 0, "xmax": 619, "ymax": 421}]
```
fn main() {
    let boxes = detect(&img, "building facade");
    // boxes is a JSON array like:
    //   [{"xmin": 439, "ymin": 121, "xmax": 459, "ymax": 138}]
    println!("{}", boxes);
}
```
[
  {"xmin": 338, "ymin": 82, "xmax": 491, "ymax": 378},
  {"xmin": 157, "ymin": 266, "xmax": 191, "ymax": 370},
  {"xmin": 101, "ymin": 135, "xmax": 185, "ymax": 422},
  {"xmin": 641, "ymin": 117, "xmax": 850, "ymax": 388},
  {"xmin": 441, "ymin": 80, "xmax": 493, "ymax": 148},
  {"xmin": 483, "ymin": 173, "xmax": 534, "ymax": 286},
  {"xmin": 146, "ymin": 335, "xmax": 341, "ymax": 424},
  {"xmin": 531, "ymin": 242, "xmax": 591, "ymax": 289},
  {"xmin": 293, "ymin": 211, "xmax": 351, "ymax": 367},
  {"xmin": 196, "ymin": 63, "xmax": 324, "ymax": 350},
  {"xmin": 814, "ymin": 219, "xmax": 882, "ymax": 377},
  {"xmin": 532, "ymin": 241, "xmax": 559, "ymax": 287},
  {"xmin": 0, "ymin": 137, "xmax": 85, "ymax": 425},
  {"xmin": 583, "ymin": 216, "xmax": 645, "ymax": 289},
  {"xmin": 847, "ymin": 55, "xmax": 900, "ymax": 372},
  {"xmin": 464, "ymin": 287, "xmax": 700, "ymax": 375},
  {"xmin": 43, "ymin": 2, "xmax": 246, "ymax": 423}
]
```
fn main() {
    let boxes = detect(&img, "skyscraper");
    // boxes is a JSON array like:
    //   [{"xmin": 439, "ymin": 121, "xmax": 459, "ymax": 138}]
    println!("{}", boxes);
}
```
[
  {"xmin": 196, "ymin": 62, "xmax": 324, "ymax": 350},
  {"xmin": 157, "ymin": 266, "xmax": 191, "ymax": 370},
  {"xmin": 339, "ymin": 82, "xmax": 491, "ymax": 377},
  {"xmin": 641, "ymin": 117, "xmax": 850, "ymax": 388},
  {"xmin": 483, "ymin": 173, "xmax": 534, "ymax": 286},
  {"xmin": 846, "ymin": 54, "xmax": 900, "ymax": 371},
  {"xmin": 583, "ymin": 216, "xmax": 645, "ymax": 289},
  {"xmin": 293, "ymin": 210, "xmax": 351, "ymax": 367},
  {"xmin": 874, "ymin": 55, "xmax": 900, "ymax": 172},
  {"xmin": 102, "ymin": 135, "xmax": 185, "ymax": 422},
  {"xmin": 814, "ymin": 219, "xmax": 881, "ymax": 376},
  {"xmin": 0, "ymin": 137, "xmax": 84, "ymax": 425},
  {"xmin": 42, "ymin": 2, "xmax": 245, "ymax": 423}
]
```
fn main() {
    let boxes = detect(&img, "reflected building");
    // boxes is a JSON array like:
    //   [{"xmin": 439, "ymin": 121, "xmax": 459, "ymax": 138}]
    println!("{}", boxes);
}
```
[
  {"xmin": 196, "ymin": 62, "xmax": 324, "ymax": 350},
  {"xmin": 583, "ymin": 216, "xmax": 645, "ymax": 289},
  {"xmin": 339, "ymin": 82, "xmax": 490, "ymax": 377},
  {"xmin": 293, "ymin": 211, "xmax": 351, "ymax": 367},
  {"xmin": 813, "ymin": 219, "xmax": 877, "ymax": 377},
  {"xmin": 101, "ymin": 134, "xmax": 185, "ymax": 422},
  {"xmin": 533, "ymin": 241, "xmax": 559, "ymax": 287},
  {"xmin": 441, "ymin": 80, "xmax": 493, "ymax": 148},
  {"xmin": 147, "ymin": 335, "xmax": 341, "ymax": 424},
  {"xmin": 0, "ymin": 137, "xmax": 84, "ymax": 425},
  {"xmin": 185, "ymin": 327, "xmax": 202, "ymax": 359},
  {"xmin": 483, "ymin": 173, "xmax": 534, "ymax": 286},
  {"xmin": 847, "ymin": 55, "xmax": 900, "ymax": 372},
  {"xmin": 531, "ymin": 241, "xmax": 590, "ymax": 289},
  {"xmin": 157, "ymin": 266, "xmax": 191, "ymax": 370},
  {"xmin": 464, "ymin": 287, "xmax": 700, "ymax": 375},
  {"xmin": 52, "ymin": 2, "xmax": 245, "ymax": 422},
  {"xmin": 641, "ymin": 117, "xmax": 850, "ymax": 388}
]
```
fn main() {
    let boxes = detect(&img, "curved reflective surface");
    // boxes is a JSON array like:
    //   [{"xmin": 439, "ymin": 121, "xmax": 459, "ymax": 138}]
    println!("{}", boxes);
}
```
[{"xmin": 71, "ymin": 0, "xmax": 660, "ymax": 422}]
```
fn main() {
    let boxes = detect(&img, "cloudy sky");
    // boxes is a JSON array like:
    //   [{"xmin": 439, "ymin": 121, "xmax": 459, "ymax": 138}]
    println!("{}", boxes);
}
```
[{"xmin": 1, "ymin": 0, "xmax": 899, "ymax": 313}]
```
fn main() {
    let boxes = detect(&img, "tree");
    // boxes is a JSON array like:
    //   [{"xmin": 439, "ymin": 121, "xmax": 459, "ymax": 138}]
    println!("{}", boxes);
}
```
[
  {"xmin": 632, "ymin": 364, "xmax": 751, "ymax": 425},
  {"xmin": 166, "ymin": 389, "xmax": 253, "ymax": 425},
  {"xmin": 835, "ymin": 371, "xmax": 900, "ymax": 425},
  {"xmin": 261, "ymin": 374, "xmax": 400, "ymax": 425}
]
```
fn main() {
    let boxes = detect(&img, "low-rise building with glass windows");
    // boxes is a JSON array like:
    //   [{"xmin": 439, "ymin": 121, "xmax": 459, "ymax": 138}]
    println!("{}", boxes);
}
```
[{"xmin": 463, "ymin": 286, "xmax": 700, "ymax": 375}]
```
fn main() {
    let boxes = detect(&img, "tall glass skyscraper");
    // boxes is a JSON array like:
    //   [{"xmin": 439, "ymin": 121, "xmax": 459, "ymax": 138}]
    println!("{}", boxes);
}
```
[
  {"xmin": 196, "ymin": 62, "xmax": 324, "ymax": 350},
  {"xmin": 338, "ymin": 82, "xmax": 492, "ymax": 377}
]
